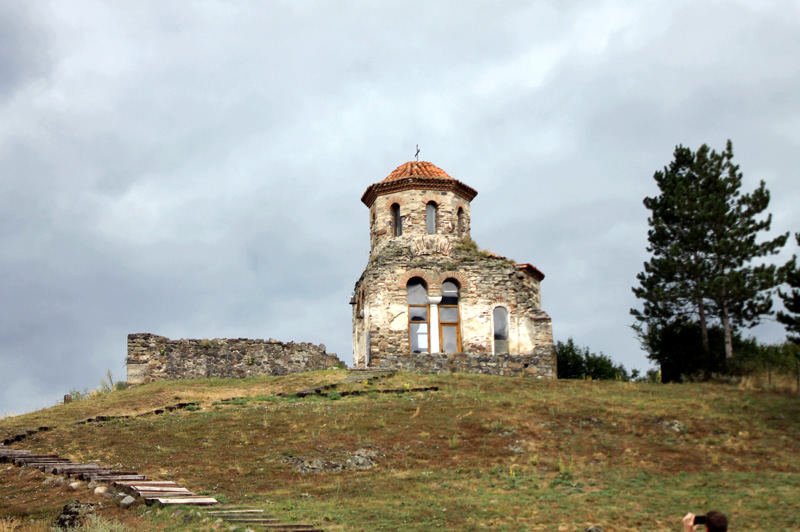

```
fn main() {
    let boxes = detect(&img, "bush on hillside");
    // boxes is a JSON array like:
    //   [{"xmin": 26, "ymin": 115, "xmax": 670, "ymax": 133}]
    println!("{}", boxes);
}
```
[
  {"xmin": 734, "ymin": 338, "xmax": 800, "ymax": 377},
  {"xmin": 636, "ymin": 318, "xmax": 800, "ymax": 382},
  {"xmin": 556, "ymin": 338, "xmax": 630, "ymax": 380}
]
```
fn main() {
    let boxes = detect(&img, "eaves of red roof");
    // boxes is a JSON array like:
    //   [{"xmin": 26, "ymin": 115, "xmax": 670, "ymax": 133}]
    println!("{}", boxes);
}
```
[
  {"xmin": 517, "ymin": 263, "xmax": 545, "ymax": 281},
  {"xmin": 361, "ymin": 161, "xmax": 478, "ymax": 207}
]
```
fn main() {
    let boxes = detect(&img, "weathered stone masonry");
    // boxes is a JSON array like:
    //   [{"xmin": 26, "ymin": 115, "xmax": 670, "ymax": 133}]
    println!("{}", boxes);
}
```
[
  {"xmin": 351, "ymin": 161, "xmax": 556, "ymax": 378},
  {"xmin": 374, "ymin": 352, "xmax": 554, "ymax": 377},
  {"xmin": 127, "ymin": 333, "xmax": 342, "ymax": 384}
]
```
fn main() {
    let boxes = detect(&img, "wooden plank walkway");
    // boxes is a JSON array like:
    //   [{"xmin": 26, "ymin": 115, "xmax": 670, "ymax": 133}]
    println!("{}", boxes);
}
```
[
  {"xmin": 0, "ymin": 444, "xmax": 217, "ymax": 507},
  {"xmin": 1, "ymin": 444, "xmax": 326, "ymax": 528}
]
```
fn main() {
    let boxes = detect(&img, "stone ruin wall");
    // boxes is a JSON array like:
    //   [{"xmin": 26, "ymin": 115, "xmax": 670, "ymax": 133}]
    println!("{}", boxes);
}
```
[{"xmin": 127, "ymin": 333, "xmax": 342, "ymax": 384}]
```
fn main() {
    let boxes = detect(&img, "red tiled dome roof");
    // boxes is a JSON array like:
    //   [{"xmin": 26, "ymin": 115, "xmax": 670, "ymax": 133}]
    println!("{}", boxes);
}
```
[
  {"xmin": 383, "ymin": 161, "xmax": 452, "ymax": 182},
  {"xmin": 361, "ymin": 160, "xmax": 477, "ymax": 208}
]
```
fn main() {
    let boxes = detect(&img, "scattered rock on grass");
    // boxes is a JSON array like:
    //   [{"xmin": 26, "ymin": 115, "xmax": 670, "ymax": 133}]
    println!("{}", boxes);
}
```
[
  {"xmin": 53, "ymin": 500, "xmax": 95, "ymax": 529},
  {"xmin": 653, "ymin": 417, "xmax": 686, "ymax": 433},
  {"xmin": 119, "ymin": 495, "xmax": 136, "ymax": 509},
  {"xmin": 279, "ymin": 447, "xmax": 382, "ymax": 473},
  {"xmin": 346, "ymin": 448, "xmax": 379, "ymax": 470},
  {"xmin": 299, "ymin": 458, "xmax": 343, "ymax": 473}
]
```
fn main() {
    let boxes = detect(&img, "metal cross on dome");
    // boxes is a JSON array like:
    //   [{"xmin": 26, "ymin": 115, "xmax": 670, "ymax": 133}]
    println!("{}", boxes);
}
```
[{"xmin": 415, "ymin": 144, "xmax": 420, "ymax": 161}]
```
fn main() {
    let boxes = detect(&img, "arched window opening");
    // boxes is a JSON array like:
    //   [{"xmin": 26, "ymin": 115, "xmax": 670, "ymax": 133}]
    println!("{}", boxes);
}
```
[
  {"xmin": 407, "ymin": 278, "xmax": 429, "ymax": 354},
  {"xmin": 457, "ymin": 208, "xmax": 465, "ymax": 236},
  {"xmin": 493, "ymin": 306, "xmax": 509, "ymax": 354},
  {"xmin": 426, "ymin": 202, "xmax": 438, "ymax": 234},
  {"xmin": 439, "ymin": 280, "xmax": 461, "ymax": 353},
  {"xmin": 391, "ymin": 203, "xmax": 403, "ymax": 236}
]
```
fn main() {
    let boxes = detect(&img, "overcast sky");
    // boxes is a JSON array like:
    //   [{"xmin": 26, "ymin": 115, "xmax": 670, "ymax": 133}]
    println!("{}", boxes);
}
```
[{"xmin": 2, "ymin": 0, "xmax": 799, "ymax": 415}]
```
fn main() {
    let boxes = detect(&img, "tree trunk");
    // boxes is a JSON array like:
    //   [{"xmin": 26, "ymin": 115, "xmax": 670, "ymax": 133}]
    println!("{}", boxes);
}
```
[
  {"xmin": 698, "ymin": 296, "xmax": 710, "ymax": 354},
  {"xmin": 722, "ymin": 298, "xmax": 734, "ymax": 360}
]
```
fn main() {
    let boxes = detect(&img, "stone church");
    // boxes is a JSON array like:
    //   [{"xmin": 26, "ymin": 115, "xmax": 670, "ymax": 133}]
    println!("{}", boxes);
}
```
[{"xmin": 351, "ymin": 161, "xmax": 556, "ymax": 377}]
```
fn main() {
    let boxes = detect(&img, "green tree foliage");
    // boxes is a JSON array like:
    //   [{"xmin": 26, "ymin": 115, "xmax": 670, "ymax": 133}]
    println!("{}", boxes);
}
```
[
  {"xmin": 555, "ymin": 338, "xmax": 630, "ymax": 380},
  {"xmin": 777, "ymin": 233, "xmax": 800, "ymax": 345},
  {"xmin": 632, "ymin": 141, "xmax": 788, "ymax": 363},
  {"xmin": 638, "ymin": 319, "xmax": 798, "ymax": 383},
  {"xmin": 637, "ymin": 319, "xmax": 731, "ymax": 382}
]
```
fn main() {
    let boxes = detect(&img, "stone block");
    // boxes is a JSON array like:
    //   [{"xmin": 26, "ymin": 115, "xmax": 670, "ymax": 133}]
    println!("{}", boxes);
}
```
[{"xmin": 119, "ymin": 495, "xmax": 136, "ymax": 509}]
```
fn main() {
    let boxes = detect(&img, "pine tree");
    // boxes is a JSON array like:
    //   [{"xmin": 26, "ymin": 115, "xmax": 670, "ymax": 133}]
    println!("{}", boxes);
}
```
[
  {"xmin": 632, "ymin": 141, "xmax": 788, "ymax": 363},
  {"xmin": 631, "ymin": 145, "xmax": 716, "ymax": 353},
  {"xmin": 777, "ymin": 234, "xmax": 800, "ymax": 344}
]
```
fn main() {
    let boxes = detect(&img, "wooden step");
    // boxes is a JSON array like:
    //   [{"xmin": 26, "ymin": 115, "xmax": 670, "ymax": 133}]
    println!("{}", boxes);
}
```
[
  {"xmin": 0, "ymin": 450, "xmax": 32, "ymax": 461},
  {"xmin": 150, "ymin": 496, "xmax": 218, "ymax": 505},
  {"xmin": 223, "ymin": 518, "xmax": 281, "ymax": 523},
  {"xmin": 137, "ymin": 486, "xmax": 193, "ymax": 492},
  {"xmin": 82, "ymin": 470, "xmax": 140, "ymax": 478},
  {"xmin": 48, "ymin": 463, "xmax": 102, "ymax": 469},
  {"xmin": 87, "ymin": 474, "xmax": 147, "ymax": 482},
  {"xmin": 13, "ymin": 454, "xmax": 62, "ymax": 461},
  {"xmin": 51, "ymin": 466, "xmax": 110, "ymax": 475},
  {"xmin": 47, "ymin": 465, "xmax": 108, "ymax": 474},
  {"xmin": 18, "ymin": 459, "xmax": 72, "ymax": 467},
  {"xmin": 119, "ymin": 481, "xmax": 180, "ymax": 489},
  {"xmin": 140, "ymin": 491, "xmax": 196, "ymax": 499},
  {"xmin": 262, "ymin": 525, "xmax": 321, "ymax": 529},
  {"xmin": 115, "ymin": 480, "xmax": 176, "ymax": 486}
]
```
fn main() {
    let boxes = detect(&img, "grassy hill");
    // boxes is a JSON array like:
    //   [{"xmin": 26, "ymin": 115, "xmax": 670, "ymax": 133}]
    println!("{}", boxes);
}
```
[{"xmin": 1, "ymin": 371, "xmax": 798, "ymax": 531}]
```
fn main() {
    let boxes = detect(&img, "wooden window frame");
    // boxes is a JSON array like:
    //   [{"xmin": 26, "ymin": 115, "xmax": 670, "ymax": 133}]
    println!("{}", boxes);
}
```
[
  {"xmin": 439, "ymin": 279, "xmax": 462, "ymax": 353},
  {"xmin": 439, "ymin": 305, "xmax": 461, "ymax": 353}
]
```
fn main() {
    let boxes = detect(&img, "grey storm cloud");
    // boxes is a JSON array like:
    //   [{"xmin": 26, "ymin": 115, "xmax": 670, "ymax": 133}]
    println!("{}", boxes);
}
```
[{"xmin": 1, "ymin": 0, "xmax": 799, "ymax": 414}]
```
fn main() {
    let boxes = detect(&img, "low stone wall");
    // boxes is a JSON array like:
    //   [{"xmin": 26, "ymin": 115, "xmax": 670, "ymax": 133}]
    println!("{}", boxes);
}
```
[
  {"xmin": 371, "ymin": 346, "xmax": 556, "ymax": 378},
  {"xmin": 127, "ymin": 333, "xmax": 342, "ymax": 384}
]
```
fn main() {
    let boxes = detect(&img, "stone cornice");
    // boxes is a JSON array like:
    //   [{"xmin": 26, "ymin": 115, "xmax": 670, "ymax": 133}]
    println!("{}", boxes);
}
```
[{"xmin": 361, "ymin": 177, "xmax": 478, "ymax": 208}]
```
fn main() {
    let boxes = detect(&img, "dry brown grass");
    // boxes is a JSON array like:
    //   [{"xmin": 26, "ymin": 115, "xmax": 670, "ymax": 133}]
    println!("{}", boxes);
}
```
[
  {"xmin": 1, "ymin": 372, "xmax": 798, "ymax": 531},
  {"xmin": 0, "ymin": 370, "xmax": 347, "ymax": 436},
  {"xmin": 738, "ymin": 371, "xmax": 799, "ymax": 393},
  {"xmin": 0, "ymin": 518, "xmax": 50, "ymax": 532}
]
